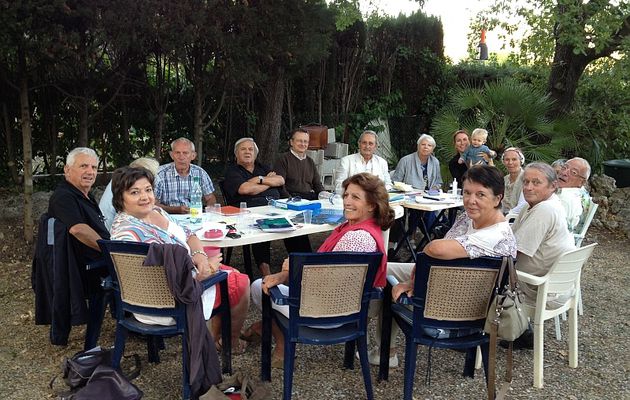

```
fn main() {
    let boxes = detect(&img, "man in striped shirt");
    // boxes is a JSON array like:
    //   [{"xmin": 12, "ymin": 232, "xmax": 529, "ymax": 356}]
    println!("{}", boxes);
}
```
[{"xmin": 154, "ymin": 137, "xmax": 217, "ymax": 214}]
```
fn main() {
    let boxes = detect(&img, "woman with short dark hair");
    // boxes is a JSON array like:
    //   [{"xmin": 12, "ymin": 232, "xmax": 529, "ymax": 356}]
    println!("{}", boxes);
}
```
[
  {"xmin": 380, "ymin": 165, "xmax": 518, "ymax": 365},
  {"xmin": 110, "ymin": 166, "xmax": 251, "ymax": 354}
]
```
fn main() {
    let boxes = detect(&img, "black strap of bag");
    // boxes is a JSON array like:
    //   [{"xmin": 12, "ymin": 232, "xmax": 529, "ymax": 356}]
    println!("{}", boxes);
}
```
[{"xmin": 487, "ymin": 257, "xmax": 516, "ymax": 400}]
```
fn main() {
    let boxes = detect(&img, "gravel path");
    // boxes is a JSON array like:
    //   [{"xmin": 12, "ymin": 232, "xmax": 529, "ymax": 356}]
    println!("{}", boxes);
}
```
[{"xmin": 0, "ymin": 222, "xmax": 627, "ymax": 399}]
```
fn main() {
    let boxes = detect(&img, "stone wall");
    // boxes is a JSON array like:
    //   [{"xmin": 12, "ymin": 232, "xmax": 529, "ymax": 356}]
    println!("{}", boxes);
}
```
[{"xmin": 589, "ymin": 174, "xmax": 630, "ymax": 239}]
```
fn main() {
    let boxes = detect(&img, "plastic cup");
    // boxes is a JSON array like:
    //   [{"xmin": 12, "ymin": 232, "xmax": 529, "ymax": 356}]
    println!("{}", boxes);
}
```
[
  {"xmin": 203, "ymin": 246, "xmax": 221, "ymax": 257},
  {"xmin": 303, "ymin": 210, "xmax": 313, "ymax": 224}
]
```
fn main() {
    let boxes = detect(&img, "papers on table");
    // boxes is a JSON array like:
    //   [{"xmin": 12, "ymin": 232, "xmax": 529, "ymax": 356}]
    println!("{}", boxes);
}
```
[
  {"xmin": 256, "ymin": 217, "xmax": 297, "ymax": 232},
  {"xmin": 414, "ymin": 195, "xmax": 457, "ymax": 205}
]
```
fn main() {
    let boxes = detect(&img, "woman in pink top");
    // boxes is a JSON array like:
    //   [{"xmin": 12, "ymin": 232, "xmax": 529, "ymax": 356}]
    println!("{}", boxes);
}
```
[{"xmin": 245, "ymin": 173, "xmax": 394, "ymax": 366}]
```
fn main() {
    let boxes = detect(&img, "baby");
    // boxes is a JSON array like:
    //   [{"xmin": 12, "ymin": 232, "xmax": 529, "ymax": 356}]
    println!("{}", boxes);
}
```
[{"xmin": 459, "ymin": 128, "xmax": 496, "ymax": 167}]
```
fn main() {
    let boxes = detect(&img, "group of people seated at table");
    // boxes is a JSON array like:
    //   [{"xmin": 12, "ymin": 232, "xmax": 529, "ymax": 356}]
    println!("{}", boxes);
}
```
[{"xmin": 44, "ymin": 124, "xmax": 594, "ymax": 384}]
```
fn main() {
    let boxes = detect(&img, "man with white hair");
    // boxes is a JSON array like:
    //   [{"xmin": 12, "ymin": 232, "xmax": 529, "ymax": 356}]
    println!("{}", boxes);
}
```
[
  {"xmin": 223, "ymin": 137, "xmax": 285, "ymax": 276},
  {"xmin": 48, "ymin": 147, "xmax": 111, "ymax": 262},
  {"xmin": 154, "ymin": 137, "xmax": 217, "ymax": 214},
  {"xmin": 39, "ymin": 147, "xmax": 111, "ymax": 345},
  {"xmin": 557, "ymin": 157, "xmax": 592, "ymax": 232},
  {"xmin": 334, "ymin": 130, "xmax": 392, "ymax": 193}
]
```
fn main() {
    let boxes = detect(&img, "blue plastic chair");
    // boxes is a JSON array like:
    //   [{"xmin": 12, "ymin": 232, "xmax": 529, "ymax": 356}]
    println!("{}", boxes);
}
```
[
  {"xmin": 261, "ymin": 251, "xmax": 383, "ymax": 400},
  {"xmin": 379, "ymin": 253, "xmax": 505, "ymax": 400},
  {"xmin": 98, "ymin": 240, "xmax": 232, "ymax": 399}
]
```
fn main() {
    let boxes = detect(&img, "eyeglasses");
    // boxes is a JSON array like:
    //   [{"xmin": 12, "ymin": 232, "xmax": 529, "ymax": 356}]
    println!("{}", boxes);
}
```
[
  {"xmin": 522, "ymin": 179, "xmax": 546, "ymax": 187},
  {"xmin": 560, "ymin": 165, "xmax": 587, "ymax": 180}
]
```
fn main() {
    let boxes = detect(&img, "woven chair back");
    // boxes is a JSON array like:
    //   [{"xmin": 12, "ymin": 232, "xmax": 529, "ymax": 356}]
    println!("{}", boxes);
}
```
[
  {"xmin": 110, "ymin": 252, "xmax": 176, "ymax": 308},
  {"xmin": 424, "ymin": 266, "xmax": 498, "ymax": 321},
  {"xmin": 299, "ymin": 263, "xmax": 367, "ymax": 318}
]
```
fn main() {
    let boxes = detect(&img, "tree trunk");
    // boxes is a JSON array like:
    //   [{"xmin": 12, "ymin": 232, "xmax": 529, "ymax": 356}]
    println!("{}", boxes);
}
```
[
  {"xmin": 78, "ymin": 99, "xmax": 89, "ymax": 147},
  {"xmin": 255, "ymin": 68, "xmax": 285, "ymax": 166},
  {"xmin": 155, "ymin": 112, "xmax": 165, "ymax": 162},
  {"xmin": 18, "ymin": 48, "xmax": 33, "ymax": 243},
  {"xmin": 42, "ymin": 89, "xmax": 59, "ymax": 176},
  {"xmin": 2, "ymin": 102, "xmax": 20, "ymax": 184},
  {"xmin": 193, "ymin": 85, "xmax": 204, "ymax": 166},
  {"xmin": 547, "ymin": 42, "xmax": 590, "ymax": 116},
  {"xmin": 120, "ymin": 99, "xmax": 131, "ymax": 165}
]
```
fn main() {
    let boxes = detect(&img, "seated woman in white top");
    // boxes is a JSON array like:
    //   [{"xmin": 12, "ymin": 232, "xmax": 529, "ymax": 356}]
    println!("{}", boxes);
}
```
[{"xmin": 383, "ymin": 165, "xmax": 518, "ymax": 364}]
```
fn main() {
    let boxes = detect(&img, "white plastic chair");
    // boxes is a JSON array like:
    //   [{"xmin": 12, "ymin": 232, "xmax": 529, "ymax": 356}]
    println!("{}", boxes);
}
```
[
  {"xmin": 554, "ymin": 200, "xmax": 599, "ymax": 340},
  {"xmin": 573, "ymin": 201, "xmax": 598, "ymax": 248},
  {"xmin": 517, "ymin": 243, "xmax": 597, "ymax": 388}
]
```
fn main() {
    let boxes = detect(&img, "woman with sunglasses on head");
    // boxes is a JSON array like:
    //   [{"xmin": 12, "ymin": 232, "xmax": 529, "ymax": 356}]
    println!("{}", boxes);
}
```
[
  {"xmin": 243, "ymin": 173, "xmax": 394, "ymax": 368},
  {"xmin": 501, "ymin": 147, "xmax": 528, "ymax": 215}
]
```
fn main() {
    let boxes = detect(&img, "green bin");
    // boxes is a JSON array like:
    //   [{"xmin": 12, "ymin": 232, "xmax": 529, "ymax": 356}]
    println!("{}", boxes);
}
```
[{"xmin": 603, "ymin": 159, "xmax": 630, "ymax": 188}]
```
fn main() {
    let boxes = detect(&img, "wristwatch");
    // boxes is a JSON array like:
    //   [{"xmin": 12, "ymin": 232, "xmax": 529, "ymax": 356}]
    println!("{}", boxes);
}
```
[{"xmin": 258, "ymin": 176, "xmax": 264, "ymax": 184}]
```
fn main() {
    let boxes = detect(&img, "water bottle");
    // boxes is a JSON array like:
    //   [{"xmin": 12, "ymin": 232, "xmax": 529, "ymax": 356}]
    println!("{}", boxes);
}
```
[
  {"xmin": 318, "ymin": 191, "xmax": 343, "ymax": 207},
  {"xmin": 190, "ymin": 177, "xmax": 203, "ymax": 224},
  {"xmin": 451, "ymin": 179, "xmax": 458, "ymax": 196}
]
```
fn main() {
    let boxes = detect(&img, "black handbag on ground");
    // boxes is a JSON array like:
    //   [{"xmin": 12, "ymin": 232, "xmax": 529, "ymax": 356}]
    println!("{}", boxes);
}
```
[
  {"xmin": 52, "ymin": 346, "xmax": 142, "ymax": 400},
  {"xmin": 62, "ymin": 365, "xmax": 143, "ymax": 400},
  {"xmin": 62, "ymin": 347, "xmax": 113, "ymax": 389}
]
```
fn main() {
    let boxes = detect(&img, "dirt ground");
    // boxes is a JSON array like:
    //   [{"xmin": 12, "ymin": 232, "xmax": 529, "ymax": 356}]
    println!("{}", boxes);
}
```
[{"xmin": 0, "ymin": 198, "xmax": 629, "ymax": 399}]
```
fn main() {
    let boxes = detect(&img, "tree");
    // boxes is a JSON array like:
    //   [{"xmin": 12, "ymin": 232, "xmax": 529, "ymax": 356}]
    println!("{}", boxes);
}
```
[
  {"xmin": 0, "ymin": 0, "xmax": 68, "ymax": 242},
  {"xmin": 471, "ymin": 0, "xmax": 630, "ymax": 115},
  {"xmin": 431, "ymin": 79, "xmax": 577, "ymax": 168},
  {"xmin": 244, "ymin": 0, "xmax": 334, "ymax": 165}
]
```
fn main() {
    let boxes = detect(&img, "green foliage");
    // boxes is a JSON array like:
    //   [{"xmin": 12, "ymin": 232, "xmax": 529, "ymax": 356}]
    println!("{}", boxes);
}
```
[
  {"xmin": 431, "ymin": 79, "xmax": 577, "ymax": 168},
  {"xmin": 572, "ymin": 57, "xmax": 630, "ymax": 173},
  {"xmin": 470, "ymin": 1, "xmax": 630, "ymax": 65}
]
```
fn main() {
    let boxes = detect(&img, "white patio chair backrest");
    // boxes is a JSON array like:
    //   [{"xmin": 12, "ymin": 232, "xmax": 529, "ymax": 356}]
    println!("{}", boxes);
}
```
[
  {"xmin": 544, "ymin": 244, "xmax": 597, "ymax": 296},
  {"xmin": 573, "ymin": 201, "xmax": 598, "ymax": 247}
]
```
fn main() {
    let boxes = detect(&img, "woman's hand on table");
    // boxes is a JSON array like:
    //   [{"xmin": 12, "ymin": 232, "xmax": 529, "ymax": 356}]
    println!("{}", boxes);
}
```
[{"xmin": 392, "ymin": 281, "xmax": 414, "ymax": 301}]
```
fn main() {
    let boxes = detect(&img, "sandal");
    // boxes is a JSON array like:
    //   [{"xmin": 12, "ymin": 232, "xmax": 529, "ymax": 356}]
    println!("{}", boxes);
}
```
[
  {"xmin": 271, "ymin": 354, "xmax": 284, "ymax": 369},
  {"xmin": 215, "ymin": 338, "xmax": 248, "ymax": 355},
  {"xmin": 240, "ymin": 327, "xmax": 262, "ymax": 344}
]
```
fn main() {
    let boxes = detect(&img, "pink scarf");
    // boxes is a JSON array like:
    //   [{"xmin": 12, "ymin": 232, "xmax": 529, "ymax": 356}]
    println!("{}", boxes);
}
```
[{"xmin": 318, "ymin": 218, "xmax": 387, "ymax": 287}]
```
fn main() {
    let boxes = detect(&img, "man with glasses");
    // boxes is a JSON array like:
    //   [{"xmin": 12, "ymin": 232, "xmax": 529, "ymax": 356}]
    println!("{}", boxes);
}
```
[
  {"xmin": 557, "ymin": 157, "xmax": 592, "ymax": 232},
  {"xmin": 274, "ymin": 128, "xmax": 324, "ymax": 200},
  {"xmin": 334, "ymin": 130, "xmax": 392, "ymax": 193}
]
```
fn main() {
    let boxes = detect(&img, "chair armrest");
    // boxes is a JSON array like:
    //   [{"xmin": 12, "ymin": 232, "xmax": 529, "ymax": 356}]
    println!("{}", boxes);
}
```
[
  {"xmin": 86, "ymin": 258, "xmax": 107, "ymax": 271},
  {"xmin": 396, "ymin": 293, "xmax": 412, "ymax": 305},
  {"xmin": 370, "ymin": 287, "xmax": 383, "ymax": 300},
  {"xmin": 516, "ymin": 270, "xmax": 547, "ymax": 286},
  {"xmin": 201, "ymin": 270, "xmax": 228, "ymax": 290},
  {"xmin": 101, "ymin": 276, "xmax": 115, "ymax": 290},
  {"xmin": 386, "ymin": 273, "xmax": 412, "ymax": 305},
  {"xmin": 268, "ymin": 286, "xmax": 289, "ymax": 306}
]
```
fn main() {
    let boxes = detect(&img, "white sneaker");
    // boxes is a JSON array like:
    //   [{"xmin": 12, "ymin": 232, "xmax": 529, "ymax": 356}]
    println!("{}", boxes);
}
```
[{"xmin": 355, "ymin": 348, "xmax": 399, "ymax": 368}]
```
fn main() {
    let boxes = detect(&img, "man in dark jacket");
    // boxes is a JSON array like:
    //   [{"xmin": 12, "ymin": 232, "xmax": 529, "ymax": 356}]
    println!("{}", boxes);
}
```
[{"xmin": 34, "ymin": 147, "xmax": 110, "ymax": 346}]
